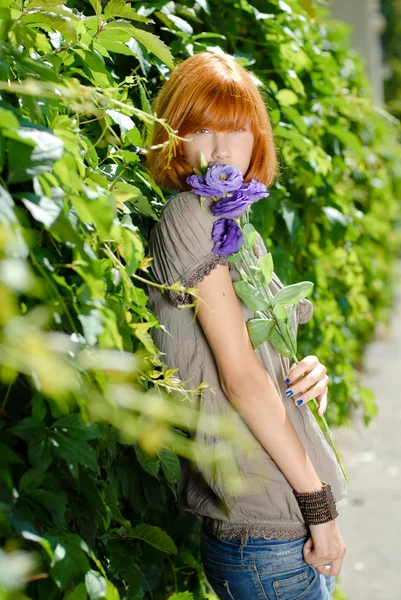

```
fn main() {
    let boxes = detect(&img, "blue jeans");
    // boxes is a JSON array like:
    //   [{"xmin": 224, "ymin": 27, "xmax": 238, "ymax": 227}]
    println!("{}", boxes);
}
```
[{"xmin": 200, "ymin": 523, "xmax": 336, "ymax": 599}]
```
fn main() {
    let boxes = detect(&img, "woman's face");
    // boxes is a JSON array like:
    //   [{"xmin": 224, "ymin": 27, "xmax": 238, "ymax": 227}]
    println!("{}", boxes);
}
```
[{"xmin": 181, "ymin": 125, "xmax": 254, "ymax": 177}]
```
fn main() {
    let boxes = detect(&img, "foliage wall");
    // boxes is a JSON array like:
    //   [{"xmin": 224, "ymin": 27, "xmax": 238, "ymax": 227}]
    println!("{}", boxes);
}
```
[
  {"xmin": 1, "ymin": 0, "xmax": 401, "ymax": 599},
  {"xmin": 380, "ymin": 0, "xmax": 401, "ymax": 119}
]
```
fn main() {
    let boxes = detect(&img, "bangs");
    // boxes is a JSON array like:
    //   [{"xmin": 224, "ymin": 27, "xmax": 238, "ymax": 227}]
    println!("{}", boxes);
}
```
[
  {"xmin": 178, "ymin": 82, "xmax": 257, "ymax": 135},
  {"xmin": 144, "ymin": 51, "xmax": 278, "ymax": 190}
]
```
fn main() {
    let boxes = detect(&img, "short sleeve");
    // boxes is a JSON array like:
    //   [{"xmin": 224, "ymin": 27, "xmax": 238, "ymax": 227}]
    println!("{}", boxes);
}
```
[{"xmin": 148, "ymin": 191, "xmax": 234, "ymax": 307}]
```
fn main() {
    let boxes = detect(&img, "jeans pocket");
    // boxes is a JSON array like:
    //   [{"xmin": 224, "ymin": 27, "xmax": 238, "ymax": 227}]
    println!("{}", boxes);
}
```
[{"xmin": 272, "ymin": 565, "xmax": 320, "ymax": 600}]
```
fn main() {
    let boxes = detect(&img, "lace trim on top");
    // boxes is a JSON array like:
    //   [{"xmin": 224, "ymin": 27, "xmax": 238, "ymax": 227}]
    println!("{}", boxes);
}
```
[
  {"xmin": 168, "ymin": 254, "xmax": 236, "ymax": 307},
  {"xmin": 202, "ymin": 516, "xmax": 308, "ymax": 548}
]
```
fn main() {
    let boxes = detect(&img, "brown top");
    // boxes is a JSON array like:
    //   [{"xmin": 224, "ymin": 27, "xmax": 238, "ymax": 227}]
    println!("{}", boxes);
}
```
[{"xmin": 147, "ymin": 190, "xmax": 348, "ymax": 546}]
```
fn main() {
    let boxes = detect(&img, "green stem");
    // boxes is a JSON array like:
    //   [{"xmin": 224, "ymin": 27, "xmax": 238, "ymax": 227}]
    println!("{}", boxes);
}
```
[
  {"xmin": 291, "ymin": 356, "xmax": 349, "ymax": 482},
  {"xmin": 236, "ymin": 216, "xmax": 349, "ymax": 483}
]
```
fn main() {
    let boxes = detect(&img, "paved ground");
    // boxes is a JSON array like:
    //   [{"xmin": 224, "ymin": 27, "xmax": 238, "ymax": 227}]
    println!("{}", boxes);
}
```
[{"xmin": 333, "ymin": 260, "xmax": 401, "ymax": 600}]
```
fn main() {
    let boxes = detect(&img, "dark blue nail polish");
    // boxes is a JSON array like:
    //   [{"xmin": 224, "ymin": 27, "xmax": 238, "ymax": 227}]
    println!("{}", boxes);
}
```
[
  {"xmin": 285, "ymin": 390, "xmax": 293, "ymax": 397},
  {"xmin": 296, "ymin": 399, "xmax": 303, "ymax": 406},
  {"xmin": 285, "ymin": 378, "xmax": 291, "ymax": 384}
]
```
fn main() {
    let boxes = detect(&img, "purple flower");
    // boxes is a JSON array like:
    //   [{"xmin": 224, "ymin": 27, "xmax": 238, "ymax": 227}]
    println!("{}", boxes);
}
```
[
  {"xmin": 211, "ymin": 218, "xmax": 243, "ymax": 257},
  {"xmin": 239, "ymin": 179, "xmax": 270, "ymax": 202},
  {"xmin": 186, "ymin": 174, "xmax": 216, "ymax": 196},
  {"xmin": 211, "ymin": 189, "xmax": 251, "ymax": 218},
  {"xmin": 205, "ymin": 163, "xmax": 244, "ymax": 193}
]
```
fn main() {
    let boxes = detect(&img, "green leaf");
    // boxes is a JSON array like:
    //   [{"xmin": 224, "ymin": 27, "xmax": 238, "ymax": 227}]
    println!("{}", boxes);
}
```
[
  {"xmin": 53, "ymin": 414, "xmax": 101, "ymax": 440},
  {"xmin": 85, "ymin": 570, "xmax": 107, "ymax": 600},
  {"xmin": 30, "ymin": 489, "xmax": 67, "ymax": 528},
  {"xmin": 104, "ymin": 0, "xmax": 149, "ymax": 22},
  {"xmin": 275, "ymin": 89, "xmax": 299, "ymax": 106},
  {"xmin": 129, "ymin": 523, "xmax": 177, "ymax": 554},
  {"xmin": 273, "ymin": 281, "xmax": 314, "ymax": 306},
  {"xmin": 259, "ymin": 252, "xmax": 274, "ymax": 283},
  {"xmin": 242, "ymin": 223, "xmax": 257, "ymax": 248},
  {"xmin": 158, "ymin": 448, "xmax": 180, "ymax": 483},
  {"xmin": 272, "ymin": 302, "xmax": 288, "ymax": 319},
  {"xmin": 232, "ymin": 281, "xmax": 270, "ymax": 311},
  {"xmin": 65, "ymin": 583, "xmax": 87, "ymax": 600},
  {"xmin": 124, "ymin": 26, "xmax": 175, "ymax": 70},
  {"xmin": 106, "ymin": 109, "xmax": 135, "ymax": 135},
  {"xmin": 199, "ymin": 151, "xmax": 208, "ymax": 173},
  {"xmin": 19, "ymin": 192, "xmax": 62, "ymax": 227},
  {"xmin": 328, "ymin": 125, "xmax": 364, "ymax": 158},
  {"xmin": 11, "ymin": 417, "xmax": 45, "ymax": 439},
  {"xmin": 285, "ymin": 317, "xmax": 297, "ymax": 355},
  {"xmin": 6, "ymin": 127, "xmax": 63, "ymax": 184},
  {"xmin": 135, "ymin": 443, "xmax": 160, "ymax": 478},
  {"xmin": 78, "ymin": 310, "xmax": 104, "ymax": 347},
  {"xmin": 165, "ymin": 14, "xmax": 193, "ymax": 35},
  {"xmin": 19, "ymin": 468, "xmax": 45, "ymax": 493},
  {"xmin": 268, "ymin": 325, "xmax": 293, "ymax": 357},
  {"xmin": 28, "ymin": 435, "xmax": 53, "ymax": 471},
  {"xmin": 20, "ymin": 530, "xmax": 54, "ymax": 559},
  {"xmin": 105, "ymin": 581, "xmax": 120, "ymax": 600},
  {"xmin": 52, "ymin": 432, "xmax": 98, "ymax": 474},
  {"xmin": 246, "ymin": 317, "xmax": 275, "ymax": 349},
  {"xmin": 168, "ymin": 593, "xmax": 194, "ymax": 600}
]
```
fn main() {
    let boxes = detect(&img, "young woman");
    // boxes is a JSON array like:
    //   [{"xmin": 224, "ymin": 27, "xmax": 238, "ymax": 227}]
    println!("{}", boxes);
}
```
[{"xmin": 145, "ymin": 50, "xmax": 347, "ymax": 599}]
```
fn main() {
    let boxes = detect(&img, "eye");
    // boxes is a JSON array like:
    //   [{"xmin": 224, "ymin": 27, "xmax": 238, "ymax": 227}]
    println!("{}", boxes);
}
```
[{"xmin": 195, "ymin": 128, "xmax": 210, "ymax": 134}]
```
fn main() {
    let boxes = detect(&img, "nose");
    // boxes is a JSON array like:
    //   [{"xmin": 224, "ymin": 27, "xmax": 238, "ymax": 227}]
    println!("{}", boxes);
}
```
[{"xmin": 212, "ymin": 132, "xmax": 230, "ymax": 161}]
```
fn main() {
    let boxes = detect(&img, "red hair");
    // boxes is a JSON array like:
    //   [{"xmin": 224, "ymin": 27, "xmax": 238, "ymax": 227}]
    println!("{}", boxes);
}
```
[{"xmin": 144, "ymin": 51, "xmax": 278, "ymax": 191}]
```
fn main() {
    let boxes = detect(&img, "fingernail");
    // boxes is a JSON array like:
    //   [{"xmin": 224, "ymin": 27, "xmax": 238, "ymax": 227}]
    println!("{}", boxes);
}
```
[
  {"xmin": 285, "ymin": 378, "xmax": 291, "ymax": 384},
  {"xmin": 296, "ymin": 399, "xmax": 303, "ymax": 406},
  {"xmin": 285, "ymin": 390, "xmax": 293, "ymax": 397}
]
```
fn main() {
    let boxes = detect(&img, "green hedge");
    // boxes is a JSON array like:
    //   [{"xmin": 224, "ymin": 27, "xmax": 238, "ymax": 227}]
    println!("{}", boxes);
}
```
[
  {"xmin": 381, "ymin": 0, "xmax": 401, "ymax": 119},
  {"xmin": 0, "ymin": 1, "xmax": 400, "ymax": 598}
]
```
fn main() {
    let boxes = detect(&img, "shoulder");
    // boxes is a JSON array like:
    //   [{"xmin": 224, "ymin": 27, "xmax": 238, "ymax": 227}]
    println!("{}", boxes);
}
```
[
  {"xmin": 160, "ymin": 190, "xmax": 215, "ymax": 224},
  {"xmin": 150, "ymin": 191, "xmax": 217, "ymax": 246}
]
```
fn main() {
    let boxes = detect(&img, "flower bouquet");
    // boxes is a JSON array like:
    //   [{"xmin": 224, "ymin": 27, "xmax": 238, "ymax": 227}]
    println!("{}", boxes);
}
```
[{"xmin": 186, "ymin": 152, "xmax": 349, "ymax": 482}]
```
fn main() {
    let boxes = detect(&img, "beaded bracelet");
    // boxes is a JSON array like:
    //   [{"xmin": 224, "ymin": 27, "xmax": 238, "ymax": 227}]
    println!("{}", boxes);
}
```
[{"xmin": 293, "ymin": 482, "xmax": 339, "ymax": 526}]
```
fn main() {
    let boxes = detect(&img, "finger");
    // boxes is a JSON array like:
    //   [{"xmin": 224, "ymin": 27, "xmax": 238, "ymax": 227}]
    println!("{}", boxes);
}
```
[
  {"xmin": 316, "ymin": 558, "xmax": 342, "ymax": 577},
  {"xmin": 285, "ymin": 363, "xmax": 326, "ymax": 400},
  {"xmin": 290, "ymin": 377, "xmax": 327, "ymax": 408},
  {"xmin": 284, "ymin": 355, "xmax": 319, "ymax": 385}
]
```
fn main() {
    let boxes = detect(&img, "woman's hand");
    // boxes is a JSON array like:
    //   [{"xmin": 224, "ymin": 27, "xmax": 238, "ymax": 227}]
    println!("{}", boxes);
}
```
[
  {"xmin": 284, "ymin": 355, "xmax": 328, "ymax": 417},
  {"xmin": 304, "ymin": 520, "xmax": 347, "ymax": 576}
]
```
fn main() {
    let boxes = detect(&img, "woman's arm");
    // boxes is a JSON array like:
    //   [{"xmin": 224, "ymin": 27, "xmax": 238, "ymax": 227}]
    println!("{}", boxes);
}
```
[{"xmin": 192, "ymin": 263, "xmax": 322, "ymax": 494}]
